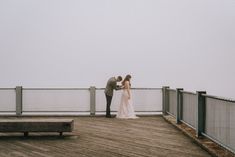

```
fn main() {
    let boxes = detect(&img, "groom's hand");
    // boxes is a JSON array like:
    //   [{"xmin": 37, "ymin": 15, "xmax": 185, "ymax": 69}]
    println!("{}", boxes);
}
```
[{"xmin": 116, "ymin": 85, "xmax": 122, "ymax": 90}]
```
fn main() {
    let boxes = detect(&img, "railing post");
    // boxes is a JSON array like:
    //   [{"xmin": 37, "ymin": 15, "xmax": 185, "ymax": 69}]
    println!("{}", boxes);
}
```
[
  {"xmin": 90, "ymin": 86, "xmax": 96, "ymax": 116},
  {"xmin": 162, "ymin": 86, "xmax": 169, "ymax": 115},
  {"xmin": 16, "ymin": 86, "xmax": 22, "ymax": 116},
  {"xmin": 176, "ymin": 88, "xmax": 183, "ymax": 124},
  {"xmin": 196, "ymin": 91, "xmax": 206, "ymax": 137}
]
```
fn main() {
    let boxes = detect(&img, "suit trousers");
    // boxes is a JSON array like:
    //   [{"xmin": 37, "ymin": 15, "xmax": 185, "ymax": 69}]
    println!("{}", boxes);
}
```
[{"xmin": 105, "ymin": 94, "xmax": 113, "ymax": 116}]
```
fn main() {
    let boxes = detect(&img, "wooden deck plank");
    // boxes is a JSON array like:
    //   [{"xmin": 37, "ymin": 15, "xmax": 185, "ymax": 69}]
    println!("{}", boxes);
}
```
[{"xmin": 0, "ymin": 116, "xmax": 211, "ymax": 157}]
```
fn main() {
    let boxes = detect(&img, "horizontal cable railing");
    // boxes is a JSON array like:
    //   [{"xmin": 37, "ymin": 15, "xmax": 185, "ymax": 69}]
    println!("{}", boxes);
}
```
[
  {"xmin": 96, "ymin": 88, "xmax": 162, "ymax": 113},
  {"xmin": 0, "ymin": 87, "xmax": 162, "ymax": 116},
  {"xmin": 22, "ymin": 88, "xmax": 90, "ymax": 113}
]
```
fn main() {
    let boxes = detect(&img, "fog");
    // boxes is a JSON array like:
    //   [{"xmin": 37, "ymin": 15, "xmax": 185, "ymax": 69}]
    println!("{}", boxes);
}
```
[{"xmin": 0, "ymin": 0, "xmax": 234, "ymax": 98}]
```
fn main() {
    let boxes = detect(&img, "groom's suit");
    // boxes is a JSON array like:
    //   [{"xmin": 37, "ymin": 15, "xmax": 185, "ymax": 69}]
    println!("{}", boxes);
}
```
[{"xmin": 104, "ymin": 77, "xmax": 120, "ymax": 117}]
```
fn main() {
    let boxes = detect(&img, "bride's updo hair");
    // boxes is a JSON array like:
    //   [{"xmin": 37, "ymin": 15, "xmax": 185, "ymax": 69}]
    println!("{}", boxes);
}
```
[{"xmin": 122, "ymin": 74, "xmax": 132, "ymax": 86}]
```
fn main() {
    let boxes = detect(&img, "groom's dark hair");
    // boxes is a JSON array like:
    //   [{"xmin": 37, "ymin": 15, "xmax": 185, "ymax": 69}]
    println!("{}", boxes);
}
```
[{"xmin": 117, "ymin": 76, "xmax": 122, "ymax": 81}]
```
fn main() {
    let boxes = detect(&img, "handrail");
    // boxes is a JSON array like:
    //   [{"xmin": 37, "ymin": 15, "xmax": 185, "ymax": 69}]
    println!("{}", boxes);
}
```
[
  {"xmin": 202, "ymin": 94, "xmax": 235, "ymax": 103},
  {"xmin": 23, "ymin": 110, "xmax": 90, "ymax": 112},
  {"xmin": 0, "ymin": 88, "xmax": 15, "ymax": 90},
  {"xmin": 23, "ymin": 88, "xmax": 89, "ymax": 90},
  {"xmin": 131, "ymin": 88, "xmax": 162, "ymax": 90},
  {"xmin": 181, "ymin": 91, "xmax": 197, "ymax": 95},
  {"xmin": 167, "ymin": 89, "xmax": 177, "ymax": 92},
  {"xmin": 95, "ymin": 88, "xmax": 162, "ymax": 90},
  {"xmin": 21, "ymin": 87, "xmax": 162, "ymax": 90}
]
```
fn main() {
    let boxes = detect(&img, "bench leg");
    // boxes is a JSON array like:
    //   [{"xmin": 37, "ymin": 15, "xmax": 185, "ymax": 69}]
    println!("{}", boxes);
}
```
[
  {"xmin": 24, "ymin": 132, "xmax": 29, "ymax": 137},
  {"xmin": 59, "ymin": 132, "xmax": 63, "ymax": 136}
]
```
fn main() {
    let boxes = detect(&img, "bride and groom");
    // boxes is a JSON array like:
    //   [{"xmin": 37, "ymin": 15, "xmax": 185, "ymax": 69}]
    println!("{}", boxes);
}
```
[{"xmin": 104, "ymin": 74, "xmax": 138, "ymax": 119}]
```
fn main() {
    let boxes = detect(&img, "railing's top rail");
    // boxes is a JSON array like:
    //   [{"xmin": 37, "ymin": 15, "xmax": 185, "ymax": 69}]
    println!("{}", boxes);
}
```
[
  {"xmin": 23, "ymin": 88, "xmax": 89, "ymax": 90},
  {"xmin": 0, "ymin": 88, "xmax": 15, "ymax": 90},
  {"xmin": 167, "ymin": 89, "xmax": 177, "ymax": 92},
  {"xmin": 181, "ymin": 91, "xmax": 197, "ymax": 95},
  {"xmin": 1, "ymin": 87, "xmax": 235, "ymax": 103},
  {"xmin": 202, "ymin": 94, "xmax": 235, "ymax": 103},
  {"xmin": 96, "ymin": 88, "xmax": 162, "ymax": 90},
  {"xmin": 1, "ymin": 87, "xmax": 162, "ymax": 91}
]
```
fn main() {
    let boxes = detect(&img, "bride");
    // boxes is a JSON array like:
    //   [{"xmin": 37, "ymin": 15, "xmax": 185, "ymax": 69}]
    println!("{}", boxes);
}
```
[{"xmin": 116, "ymin": 74, "xmax": 138, "ymax": 119}]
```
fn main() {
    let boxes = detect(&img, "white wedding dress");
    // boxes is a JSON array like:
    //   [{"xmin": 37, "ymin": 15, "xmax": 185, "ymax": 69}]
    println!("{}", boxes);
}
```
[{"xmin": 116, "ymin": 89, "xmax": 138, "ymax": 119}]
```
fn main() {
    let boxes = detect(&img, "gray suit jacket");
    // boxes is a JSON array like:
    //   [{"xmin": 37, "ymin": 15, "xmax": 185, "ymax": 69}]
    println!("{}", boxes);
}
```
[{"xmin": 104, "ymin": 77, "xmax": 120, "ymax": 96}]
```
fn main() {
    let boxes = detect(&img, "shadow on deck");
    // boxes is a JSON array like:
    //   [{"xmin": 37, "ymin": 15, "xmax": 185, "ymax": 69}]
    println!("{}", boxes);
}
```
[{"xmin": 0, "ymin": 116, "xmax": 211, "ymax": 157}]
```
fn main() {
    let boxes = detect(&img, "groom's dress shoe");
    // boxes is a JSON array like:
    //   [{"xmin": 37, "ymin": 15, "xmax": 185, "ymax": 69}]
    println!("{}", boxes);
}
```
[
  {"xmin": 106, "ymin": 115, "xmax": 115, "ymax": 118},
  {"xmin": 106, "ymin": 115, "xmax": 112, "ymax": 118}
]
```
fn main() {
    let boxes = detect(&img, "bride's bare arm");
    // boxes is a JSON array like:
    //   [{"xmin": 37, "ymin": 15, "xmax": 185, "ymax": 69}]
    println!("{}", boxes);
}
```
[{"xmin": 125, "ymin": 81, "xmax": 131, "ymax": 99}]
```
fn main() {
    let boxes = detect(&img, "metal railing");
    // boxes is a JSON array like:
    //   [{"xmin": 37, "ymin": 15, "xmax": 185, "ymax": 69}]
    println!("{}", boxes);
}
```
[
  {"xmin": 0, "ymin": 86, "xmax": 162, "ymax": 116},
  {"xmin": 163, "ymin": 87, "xmax": 235, "ymax": 154},
  {"xmin": 203, "ymin": 94, "xmax": 235, "ymax": 154},
  {"xmin": 0, "ymin": 88, "xmax": 16, "ymax": 114},
  {"xmin": 168, "ymin": 89, "xmax": 177, "ymax": 117},
  {"xmin": 1, "ymin": 86, "xmax": 234, "ymax": 154},
  {"xmin": 181, "ymin": 91, "xmax": 197, "ymax": 129}
]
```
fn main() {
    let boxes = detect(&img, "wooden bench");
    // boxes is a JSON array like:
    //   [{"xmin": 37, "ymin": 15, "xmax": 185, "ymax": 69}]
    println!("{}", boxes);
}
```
[{"xmin": 0, "ymin": 119, "xmax": 74, "ymax": 136}]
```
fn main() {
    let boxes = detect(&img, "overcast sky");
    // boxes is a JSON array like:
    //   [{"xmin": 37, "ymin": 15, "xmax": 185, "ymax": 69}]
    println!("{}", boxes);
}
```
[{"xmin": 0, "ymin": 0, "xmax": 234, "ymax": 98}]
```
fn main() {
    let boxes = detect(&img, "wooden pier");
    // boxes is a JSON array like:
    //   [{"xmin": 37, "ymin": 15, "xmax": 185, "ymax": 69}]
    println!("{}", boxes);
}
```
[{"xmin": 0, "ymin": 116, "xmax": 211, "ymax": 157}]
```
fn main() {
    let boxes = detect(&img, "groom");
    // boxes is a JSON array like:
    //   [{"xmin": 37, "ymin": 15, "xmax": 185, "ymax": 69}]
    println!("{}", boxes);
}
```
[{"xmin": 104, "ymin": 76, "xmax": 122, "ymax": 118}]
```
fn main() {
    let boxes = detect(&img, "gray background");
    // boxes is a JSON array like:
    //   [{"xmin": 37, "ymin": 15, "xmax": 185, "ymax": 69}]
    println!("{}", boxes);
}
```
[{"xmin": 0, "ymin": 0, "xmax": 234, "ymax": 98}]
